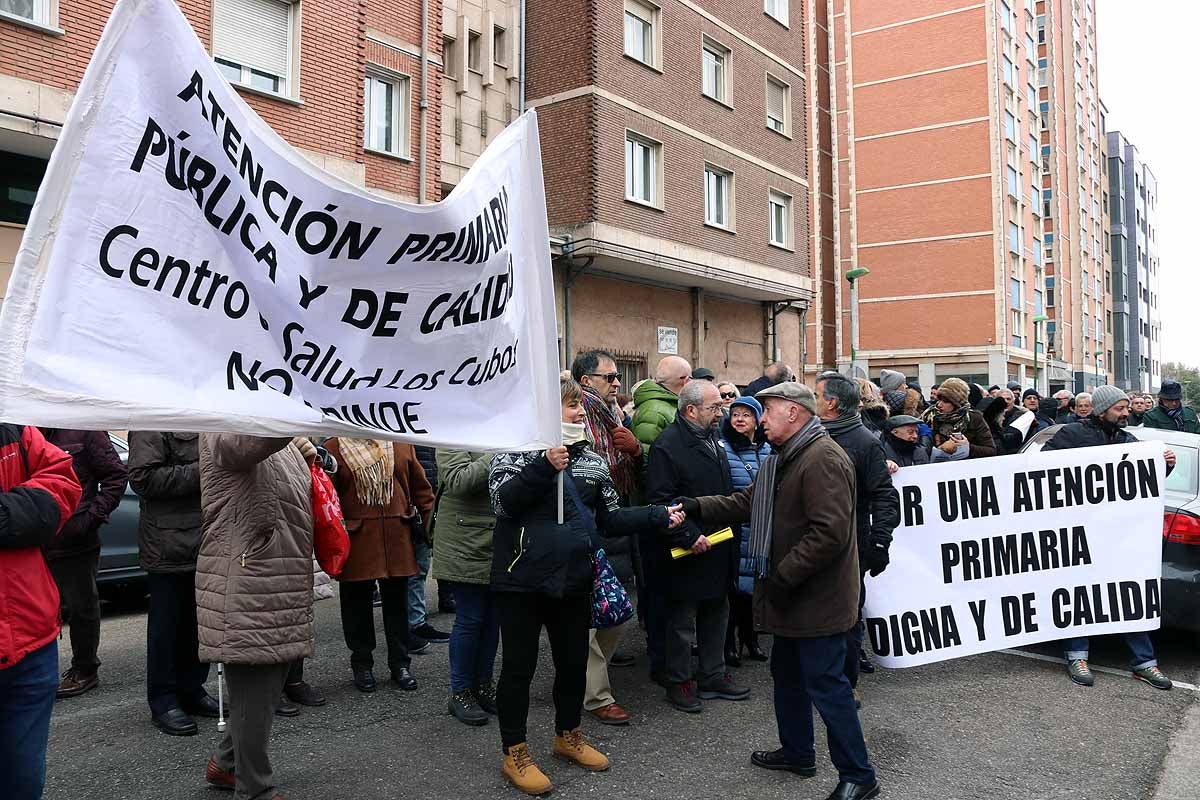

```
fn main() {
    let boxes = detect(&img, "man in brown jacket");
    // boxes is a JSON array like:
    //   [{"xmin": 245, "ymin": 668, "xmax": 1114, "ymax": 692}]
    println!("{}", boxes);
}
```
[
  {"xmin": 196, "ymin": 435, "xmax": 317, "ymax": 799},
  {"xmin": 678, "ymin": 382, "xmax": 880, "ymax": 800}
]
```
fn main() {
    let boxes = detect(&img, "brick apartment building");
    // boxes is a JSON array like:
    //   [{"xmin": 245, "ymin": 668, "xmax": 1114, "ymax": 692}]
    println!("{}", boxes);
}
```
[
  {"xmin": 525, "ymin": 0, "xmax": 818, "ymax": 384},
  {"xmin": 0, "ymin": 0, "xmax": 443, "ymax": 306},
  {"xmin": 1106, "ymin": 129, "xmax": 1162, "ymax": 393},
  {"xmin": 824, "ymin": 0, "xmax": 1111, "ymax": 394}
]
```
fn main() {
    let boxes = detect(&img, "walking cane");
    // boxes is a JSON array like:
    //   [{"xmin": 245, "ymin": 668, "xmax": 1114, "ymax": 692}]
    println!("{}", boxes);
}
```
[{"xmin": 216, "ymin": 663, "xmax": 226, "ymax": 733}]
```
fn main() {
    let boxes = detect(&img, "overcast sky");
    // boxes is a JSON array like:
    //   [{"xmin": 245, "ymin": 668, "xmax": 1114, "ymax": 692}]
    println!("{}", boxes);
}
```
[{"xmin": 1096, "ymin": 1, "xmax": 1198, "ymax": 366}]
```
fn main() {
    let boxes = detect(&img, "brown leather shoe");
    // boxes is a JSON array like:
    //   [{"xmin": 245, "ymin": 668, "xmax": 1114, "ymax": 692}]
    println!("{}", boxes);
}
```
[
  {"xmin": 205, "ymin": 757, "xmax": 235, "ymax": 791},
  {"xmin": 588, "ymin": 702, "xmax": 631, "ymax": 726},
  {"xmin": 56, "ymin": 669, "xmax": 99, "ymax": 699}
]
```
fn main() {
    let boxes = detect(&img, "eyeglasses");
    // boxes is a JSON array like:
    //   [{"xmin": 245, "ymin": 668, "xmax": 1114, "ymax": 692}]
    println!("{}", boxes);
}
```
[
  {"xmin": 720, "ymin": 392, "xmax": 738, "ymax": 400},
  {"xmin": 587, "ymin": 372, "xmax": 621, "ymax": 383},
  {"xmin": 703, "ymin": 403, "xmax": 725, "ymax": 413}
]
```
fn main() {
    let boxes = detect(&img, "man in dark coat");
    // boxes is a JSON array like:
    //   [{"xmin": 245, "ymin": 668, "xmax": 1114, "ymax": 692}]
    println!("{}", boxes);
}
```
[
  {"xmin": 881, "ymin": 415, "xmax": 930, "ymax": 469},
  {"xmin": 743, "ymin": 362, "xmax": 793, "ymax": 399},
  {"xmin": 39, "ymin": 429, "xmax": 127, "ymax": 700},
  {"xmin": 814, "ymin": 374, "xmax": 900, "ymax": 689},
  {"xmin": 1041, "ymin": 386, "xmax": 1176, "ymax": 691},
  {"xmin": 1142, "ymin": 380, "xmax": 1200, "ymax": 433},
  {"xmin": 128, "ymin": 431, "xmax": 218, "ymax": 736},
  {"xmin": 679, "ymin": 382, "xmax": 880, "ymax": 800},
  {"xmin": 646, "ymin": 380, "xmax": 748, "ymax": 712}
]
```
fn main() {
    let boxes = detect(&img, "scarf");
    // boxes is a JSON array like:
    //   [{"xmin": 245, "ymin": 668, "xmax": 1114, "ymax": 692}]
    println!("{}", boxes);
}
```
[
  {"xmin": 338, "ymin": 438, "xmax": 394, "ymax": 507},
  {"xmin": 1165, "ymin": 404, "xmax": 1185, "ymax": 430},
  {"xmin": 681, "ymin": 414, "xmax": 721, "ymax": 462},
  {"xmin": 821, "ymin": 409, "xmax": 864, "ymax": 438},
  {"xmin": 923, "ymin": 403, "xmax": 969, "ymax": 444},
  {"xmin": 580, "ymin": 387, "xmax": 637, "ymax": 497},
  {"xmin": 747, "ymin": 415, "xmax": 828, "ymax": 579}
]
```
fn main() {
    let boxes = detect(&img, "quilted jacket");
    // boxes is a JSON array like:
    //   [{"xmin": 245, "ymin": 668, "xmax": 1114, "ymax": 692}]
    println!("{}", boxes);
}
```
[{"xmin": 196, "ymin": 435, "xmax": 314, "ymax": 665}]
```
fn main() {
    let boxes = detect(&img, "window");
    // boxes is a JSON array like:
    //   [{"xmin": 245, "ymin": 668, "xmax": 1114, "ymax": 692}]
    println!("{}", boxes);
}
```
[
  {"xmin": 1033, "ymin": 239, "xmax": 1042, "ymax": 265},
  {"xmin": 704, "ymin": 165, "xmax": 732, "ymax": 229},
  {"xmin": 493, "ymin": 26, "xmax": 508, "ymax": 66},
  {"xmin": 364, "ymin": 72, "xmax": 410, "ymax": 158},
  {"xmin": 1035, "ymin": 289, "xmax": 1044, "ymax": 315},
  {"xmin": 213, "ymin": 0, "xmax": 295, "ymax": 97},
  {"xmin": 764, "ymin": 0, "xmax": 788, "ymax": 27},
  {"xmin": 701, "ymin": 38, "xmax": 729, "ymax": 103},
  {"xmin": 624, "ymin": 0, "xmax": 658, "ymax": 68},
  {"xmin": 1007, "ymin": 166, "xmax": 1019, "ymax": 198},
  {"xmin": 1001, "ymin": 1, "xmax": 1013, "ymax": 35},
  {"xmin": 443, "ymin": 36, "xmax": 458, "ymax": 79},
  {"xmin": 0, "ymin": 151, "xmax": 48, "ymax": 225},
  {"xmin": 1042, "ymin": 189, "xmax": 1052, "ymax": 219},
  {"xmin": 1046, "ymin": 277, "xmax": 1056, "ymax": 307},
  {"xmin": 1027, "ymin": 84, "xmax": 1037, "ymax": 111},
  {"xmin": 1008, "ymin": 221, "xmax": 1021, "ymax": 253},
  {"xmin": 1003, "ymin": 56, "xmax": 1014, "ymax": 87},
  {"xmin": 1039, "ymin": 100, "xmax": 1049, "ymax": 129},
  {"xmin": 625, "ymin": 133, "xmax": 659, "ymax": 206},
  {"xmin": 1012, "ymin": 310, "xmax": 1023, "ymax": 349},
  {"xmin": 768, "ymin": 190, "xmax": 792, "ymax": 248},
  {"xmin": 1029, "ymin": 135, "xmax": 1038, "ymax": 166},
  {"xmin": 1010, "ymin": 277, "xmax": 1022, "ymax": 309},
  {"xmin": 766, "ymin": 75, "xmax": 790, "ymax": 136},
  {"xmin": 1026, "ymin": 33, "xmax": 1036, "ymax": 65},
  {"xmin": 468, "ymin": 31, "xmax": 481, "ymax": 72}
]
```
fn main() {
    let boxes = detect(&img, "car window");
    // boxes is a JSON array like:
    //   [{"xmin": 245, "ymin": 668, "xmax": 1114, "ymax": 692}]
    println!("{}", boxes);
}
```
[{"xmin": 1165, "ymin": 446, "xmax": 1198, "ymax": 498}]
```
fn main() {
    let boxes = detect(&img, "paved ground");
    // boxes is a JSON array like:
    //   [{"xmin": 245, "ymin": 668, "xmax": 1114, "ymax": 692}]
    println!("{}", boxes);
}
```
[{"xmin": 45, "ymin": 584, "xmax": 1199, "ymax": 800}]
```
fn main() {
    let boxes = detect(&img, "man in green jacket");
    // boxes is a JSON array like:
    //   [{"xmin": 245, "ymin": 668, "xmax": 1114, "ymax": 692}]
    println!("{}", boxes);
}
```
[
  {"xmin": 631, "ymin": 356, "xmax": 693, "ymax": 455},
  {"xmin": 1142, "ymin": 380, "xmax": 1200, "ymax": 433}
]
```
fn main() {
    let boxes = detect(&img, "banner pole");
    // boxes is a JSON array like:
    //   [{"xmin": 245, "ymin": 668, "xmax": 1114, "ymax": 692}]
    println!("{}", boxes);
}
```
[{"xmin": 557, "ymin": 471, "xmax": 564, "ymax": 524}]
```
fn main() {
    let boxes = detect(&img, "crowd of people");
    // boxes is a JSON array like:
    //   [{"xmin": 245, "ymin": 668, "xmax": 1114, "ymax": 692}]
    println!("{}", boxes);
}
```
[{"xmin": 1, "ymin": 357, "xmax": 1194, "ymax": 800}]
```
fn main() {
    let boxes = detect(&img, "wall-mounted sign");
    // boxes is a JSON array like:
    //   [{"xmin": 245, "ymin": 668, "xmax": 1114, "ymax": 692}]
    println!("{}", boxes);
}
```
[{"xmin": 657, "ymin": 326, "xmax": 678, "ymax": 355}]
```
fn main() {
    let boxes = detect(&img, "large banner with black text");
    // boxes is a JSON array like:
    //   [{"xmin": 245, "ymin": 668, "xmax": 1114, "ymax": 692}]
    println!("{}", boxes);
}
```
[
  {"xmin": 0, "ymin": 0, "xmax": 560, "ymax": 451},
  {"xmin": 863, "ymin": 442, "xmax": 1166, "ymax": 667}
]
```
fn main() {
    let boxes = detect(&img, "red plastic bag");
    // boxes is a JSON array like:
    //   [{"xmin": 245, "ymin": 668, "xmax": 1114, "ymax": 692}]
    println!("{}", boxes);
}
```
[{"xmin": 311, "ymin": 462, "xmax": 350, "ymax": 578}]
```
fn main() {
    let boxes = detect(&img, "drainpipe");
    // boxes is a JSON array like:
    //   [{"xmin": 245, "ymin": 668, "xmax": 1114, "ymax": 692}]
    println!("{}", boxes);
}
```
[
  {"xmin": 418, "ymin": 0, "xmax": 430, "ymax": 203},
  {"xmin": 799, "ymin": 305, "xmax": 808, "ymax": 380},
  {"xmin": 518, "ymin": 0, "xmax": 527, "ymax": 113}
]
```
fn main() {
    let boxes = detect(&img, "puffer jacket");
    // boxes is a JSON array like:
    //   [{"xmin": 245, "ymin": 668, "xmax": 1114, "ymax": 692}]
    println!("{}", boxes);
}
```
[
  {"xmin": 0, "ymin": 425, "xmax": 81, "ymax": 670},
  {"xmin": 39, "ymin": 429, "xmax": 127, "ymax": 562},
  {"xmin": 630, "ymin": 381, "xmax": 679, "ymax": 455},
  {"xmin": 196, "ymin": 435, "xmax": 314, "ymax": 666},
  {"xmin": 414, "ymin": 445, "xmax": 440, "ymax": 492},
  {"xmin": 489, "ymin": 444, "xmax": 669, "ymax": 597},
  {"xmin": 432, "ymin": 449, "xmax": 495, "ymax": 585},
  {"xmin": 127, "ymin": 432, "xmax": 202, "ymax": 573},
  {"xmin": 720, "ymin": 421, "xmax": 771, "ymax": 596}
]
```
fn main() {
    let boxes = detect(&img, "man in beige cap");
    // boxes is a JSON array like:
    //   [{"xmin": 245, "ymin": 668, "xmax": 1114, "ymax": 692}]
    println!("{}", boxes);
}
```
[{"xmin": 676, "ymin": 382, "xmax": 880, "ymax": 800}]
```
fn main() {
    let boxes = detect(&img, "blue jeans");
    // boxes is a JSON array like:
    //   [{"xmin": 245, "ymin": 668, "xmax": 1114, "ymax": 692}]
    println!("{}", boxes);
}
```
[
  {"xmin": 0, "ymin": 640, "xmax": 59, "ymax": 800},
  {"xmin": 408, "ymin": 537, "xmax": 431, "ymax": 630},
  {"xmin": 446, "ymin": 582, "xmax": 500, "ymax": 692},
  {"xmin": 772, "ymin": 634, "xmax": 876, "ymax": 786},
  {"xmin": 1064, "ymin": 632, "xmax": 1157, "ymax": 669}
]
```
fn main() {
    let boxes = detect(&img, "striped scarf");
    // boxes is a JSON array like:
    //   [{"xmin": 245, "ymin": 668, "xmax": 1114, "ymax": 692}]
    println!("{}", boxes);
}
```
[
  {"xmin": 581, "ymin": 386, "xmax": 637, "ymax": 498},
  {"xmin": 337, "ymin": 438, "xmax": 395, "ymax": 507},
  {"xmin": 747, "ymin": 415, "xmax": 828, "ymax": 579}
]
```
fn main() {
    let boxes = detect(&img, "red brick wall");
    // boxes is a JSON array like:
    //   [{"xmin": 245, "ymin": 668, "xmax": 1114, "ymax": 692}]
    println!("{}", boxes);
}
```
[{"xmin": 537, "ymin": 95, "xmax": 597, "ymax": 228}]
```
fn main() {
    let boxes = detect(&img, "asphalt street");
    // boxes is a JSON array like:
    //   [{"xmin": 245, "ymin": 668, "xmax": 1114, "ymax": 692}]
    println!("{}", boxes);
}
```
[{"xmin": 44, "ymin": 582, "xmax": 1199, "ymax": 800}]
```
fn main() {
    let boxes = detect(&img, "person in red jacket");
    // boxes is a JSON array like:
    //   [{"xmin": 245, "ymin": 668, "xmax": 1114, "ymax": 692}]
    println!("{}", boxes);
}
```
[
  {"xmin": 0, "ymin": 423, "xmax": 82, "ymax": 800},
  {"xmin": 38, "ymin": 428, "xmax": 127, "ymax": 699}
]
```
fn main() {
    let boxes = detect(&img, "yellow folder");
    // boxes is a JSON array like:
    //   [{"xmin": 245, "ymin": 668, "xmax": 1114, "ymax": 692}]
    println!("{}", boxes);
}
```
[{"xmin": 670, "ymin": 527, "xmax": 735, "ymax": 560}]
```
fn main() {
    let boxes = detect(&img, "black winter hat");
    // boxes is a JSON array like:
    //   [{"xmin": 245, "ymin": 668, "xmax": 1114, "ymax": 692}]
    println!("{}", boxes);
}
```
[
  {"xmin": 1159, "ymin": 380, "xmax": 1183, "ymax": 400},
  {"xmin": 1022, "ymin": 388, "xmax": 1041, "ymax": 400}
]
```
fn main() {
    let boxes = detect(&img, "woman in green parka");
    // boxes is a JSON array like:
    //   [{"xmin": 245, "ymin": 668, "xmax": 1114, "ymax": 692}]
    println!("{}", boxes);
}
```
[{"xmin": 431, "ymin": 449, "xmax": 500, "ymax": 727}]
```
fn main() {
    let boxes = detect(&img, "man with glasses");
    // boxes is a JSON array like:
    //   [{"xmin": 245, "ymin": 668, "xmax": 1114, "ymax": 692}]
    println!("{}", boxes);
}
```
[
  {"xmin": 571, "ymin": 350, "xmax": 643, "ymax": 725},
  {"xmin": 646, "ymin": 381, "xmax": 749, "ymax": 712}
]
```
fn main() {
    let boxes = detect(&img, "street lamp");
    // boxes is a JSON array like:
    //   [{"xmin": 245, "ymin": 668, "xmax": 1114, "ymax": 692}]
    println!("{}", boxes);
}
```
[
  {"xmin": 1033, "ymin": 314, "xmax": 1048, "ymax": 395},
  {"xmin": 846, "ymin": 267, "xmax": 870, "ymax": 376}
]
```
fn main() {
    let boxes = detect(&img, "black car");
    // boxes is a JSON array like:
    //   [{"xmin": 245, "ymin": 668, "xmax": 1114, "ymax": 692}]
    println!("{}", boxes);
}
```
[{"xmin": 1022, "ymin": 424, "xmax": 1200, "ymax": 633}]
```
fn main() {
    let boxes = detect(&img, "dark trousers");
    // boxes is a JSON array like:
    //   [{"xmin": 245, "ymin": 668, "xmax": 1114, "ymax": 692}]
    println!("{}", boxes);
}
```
[
  {"xmin": 494, "ymin": 590, "xmax": 590, "ymax": 750},
  {"xmin": 339, "ymin": 577, "xmax": 411, "ymax": 675},
  {"xmin": 48, "ymin": 549, "xmax": 101, "ymax": 675},
  {"xmin": 637, "ymin": 531, "xmax": 667, "ymax": 674},
  {"xmin": 725, "ymin": 592, "xmax": 756, "ymax": 652},
  {"xmin": 0, "ymin": 640, "xmax": 58, "ymax": 800},
  {"xmin": 446, "ymin": 582, "xmax": 500, "ymax": 692},
  {"xmin": 146, "ymin": 571, "xmax": 210, "ymax": 716},
  {"xmin": 844, "ymin": 571, "xmax": 868, "ymax": 689},
  {"xmin": 666, "ymin": 595, "xmax": 729, "ymax": 684},
  {"xmin": 214, "ymin": 661, "xmax": 290, "ymax": 800},
  {"xmin": 773, "ymin": 634, "xmax": 876, "ymax": 786}
]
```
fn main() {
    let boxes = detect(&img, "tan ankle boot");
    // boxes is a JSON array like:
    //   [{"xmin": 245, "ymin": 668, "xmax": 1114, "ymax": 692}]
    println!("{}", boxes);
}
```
[
  {"xmin": 502, "ymin": 743, "xmax": 553, "ymax": 795},
  {"xmin": 553, "ymin": 728, "xmax": 610, "ymax": 771}
]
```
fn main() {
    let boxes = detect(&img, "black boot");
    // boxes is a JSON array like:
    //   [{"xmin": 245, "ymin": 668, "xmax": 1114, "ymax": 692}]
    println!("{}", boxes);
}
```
[
  {"xmin": 725, "ymin": 647, "xmax": 742, "ymax": 668},
  {"xmin": 743, "ymin": 638, "xmax": 769, "ymax": 662}
]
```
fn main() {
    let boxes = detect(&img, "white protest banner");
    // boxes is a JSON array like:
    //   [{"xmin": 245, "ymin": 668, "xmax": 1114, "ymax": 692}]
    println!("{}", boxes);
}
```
[
  {"xmin": 0, "ymin": 0, "xmax": 560, "ymax": 451},
  {"xmin": 863, "ymin": 442, "xmax": 1166, "ymax": 668}
]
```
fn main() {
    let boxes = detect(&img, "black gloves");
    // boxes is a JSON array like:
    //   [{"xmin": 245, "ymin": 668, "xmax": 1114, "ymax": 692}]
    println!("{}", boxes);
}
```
[
  {"xmin": 863, "ymin": 539, "xmax": 891, "ymax": 577},
  {"xmin": 675, "ymin": 497, "xmax": 701, "ymax": 520}
]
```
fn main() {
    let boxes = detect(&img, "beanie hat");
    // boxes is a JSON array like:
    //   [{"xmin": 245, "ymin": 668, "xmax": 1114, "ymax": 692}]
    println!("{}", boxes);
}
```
[
  {"xmin": 884, "ymin": 389, "xmax": 908, "ymax": 416},
  {"xmin": 1091, "ymin": 385, "xmax": 1129, "ymax": 415},
  {"xmin": 937, "ymin": 378, "xmax": 970, "ymax": 408},
  {"xmin": 1007, "ymin": 381, "xmax": 1023, "ymax": 392},
  {"xmin": 879, "ymin": 369, "xmax": 906, "ymax": 393},
  {"xmin": 1022, "ymin": 388, "xmax": 1041, "ymax": 400},
  {"xmin": 729, "ymin": 395, "xmax": 764, "ymax": 423}
]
